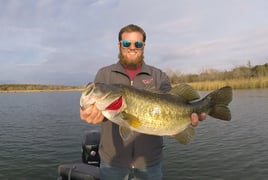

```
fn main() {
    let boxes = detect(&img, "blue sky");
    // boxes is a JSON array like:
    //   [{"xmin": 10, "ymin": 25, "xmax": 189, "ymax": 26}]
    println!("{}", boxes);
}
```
[{"xmin": 1, "ymin": 0, "xmax": 267, "ymax": 85}]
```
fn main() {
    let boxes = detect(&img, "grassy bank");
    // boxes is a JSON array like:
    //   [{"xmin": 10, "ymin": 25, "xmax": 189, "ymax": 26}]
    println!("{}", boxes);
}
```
[
  {"xmin": 1, "ymin": 77, "xmax": 268, "ymax": 93},
  {"xmin": 186, "ymin": 77, "xmax": 268, "ymax": 91},
  {"xmin": 0, "ymin": 84, "xmax": 83, "ymax": 93},
  {"xmin": 0, "ymin": 89, "xmax": 83, "ymax": 93}
]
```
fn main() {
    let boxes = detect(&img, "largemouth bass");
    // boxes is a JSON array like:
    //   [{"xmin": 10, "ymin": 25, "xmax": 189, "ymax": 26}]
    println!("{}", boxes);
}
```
[{"xmin": 80, "ymin": 83, "xmax": 232, "ymax": 144}]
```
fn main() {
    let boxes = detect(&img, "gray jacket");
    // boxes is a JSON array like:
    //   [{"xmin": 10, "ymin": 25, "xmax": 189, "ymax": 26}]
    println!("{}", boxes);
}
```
[{"xmin": 94, "ymin": 61, "xmax": 171, "ymax": 168}]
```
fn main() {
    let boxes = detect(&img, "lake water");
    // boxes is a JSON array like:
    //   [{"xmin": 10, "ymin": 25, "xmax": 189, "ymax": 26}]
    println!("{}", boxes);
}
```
[{"xmin": 0, "ymin": 89, "xmax": 268, "ymax": 180}]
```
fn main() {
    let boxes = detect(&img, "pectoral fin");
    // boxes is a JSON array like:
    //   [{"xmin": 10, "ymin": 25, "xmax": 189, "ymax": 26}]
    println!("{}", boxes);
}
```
[
  {"xmin": 174, "ymin": 126, "xmax": 195, "ymax": 145},
  {"xmin": 121, "ymin": 111, "xmax": 142, "ymax": 128},
  {"xmin": 119, "ymin": 126, "xmax": 134, "ymax": 141}
]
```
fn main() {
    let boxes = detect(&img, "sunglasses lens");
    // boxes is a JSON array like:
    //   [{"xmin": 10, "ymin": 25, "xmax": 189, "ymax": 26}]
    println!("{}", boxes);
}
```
[
  {"xmin": 135, "ymin": 41, "xmax": 143, "ymax": 48},
  {"xmin": 122, "ymin": 40, "xmax": 131, "ymax": 48},
  {"xmin": 121, "ymin": 40, "xmax": 143, "ymax": 48}
]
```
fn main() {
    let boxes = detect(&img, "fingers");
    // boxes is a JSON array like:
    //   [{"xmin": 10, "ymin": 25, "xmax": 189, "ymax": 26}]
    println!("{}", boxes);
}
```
[
  {"xmin": 199, "ymin": 113, "xmax": 207, "ymax": 121},
  {"xmin": 190, "ymin": 113, "xmax": 207, "ymax": 127},
  {"xmin": 191, "ymin": 113, "xmax": 199, "ymax": 127},
  {"xmin": 80, "ymin": 104, "xmax": 104, "ymax": 124}
]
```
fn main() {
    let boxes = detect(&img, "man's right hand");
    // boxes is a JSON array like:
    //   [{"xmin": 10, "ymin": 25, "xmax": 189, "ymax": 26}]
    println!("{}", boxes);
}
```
[{"xmin": 80, "ymin": 104, "xmax": 104, "ymax": 124}]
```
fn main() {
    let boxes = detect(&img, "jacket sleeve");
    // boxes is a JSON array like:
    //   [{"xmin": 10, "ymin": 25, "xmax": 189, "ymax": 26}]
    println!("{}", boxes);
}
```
[
  {"xmin": 159, "ymin": 71, "xmax": 172, "ymax": 93},
  {"xmin": 94, "ymin": 67, "xmax": 110, "ymax": 83},
  {"xmin": 146, "ymin": 63, "xmax": 172, "ymax": 92}
]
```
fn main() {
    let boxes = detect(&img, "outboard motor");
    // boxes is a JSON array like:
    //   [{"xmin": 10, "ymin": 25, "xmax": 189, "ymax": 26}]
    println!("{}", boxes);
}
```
[
  {"xmin": 57, "ymin": 130, "xmax": 101, "ymax": 180},
  {"xmin": 82, "ymin": 130, "xmax": 101, "ymax": 167}
]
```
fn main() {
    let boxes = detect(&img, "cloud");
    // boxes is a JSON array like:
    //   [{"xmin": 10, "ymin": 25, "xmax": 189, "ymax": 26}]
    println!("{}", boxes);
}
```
[
  {"xmin": 0, "ymin": 0, "xmax": 268, "ymax": 84},
  {"xmin": 150, "ymin": 27, "xmax": 268, "ymax": 73}
]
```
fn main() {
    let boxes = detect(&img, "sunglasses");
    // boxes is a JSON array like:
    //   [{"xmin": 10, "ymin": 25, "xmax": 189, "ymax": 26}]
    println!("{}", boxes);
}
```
[{"xmin": 120, "ymin": 40, "xmax": 144, "ymax": 49}]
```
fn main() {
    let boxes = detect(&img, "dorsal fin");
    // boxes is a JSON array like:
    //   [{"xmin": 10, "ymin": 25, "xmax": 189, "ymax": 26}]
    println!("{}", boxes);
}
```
[{"xmin": 169, "ymin": 84, "xmax": 200, "ymax": 101}]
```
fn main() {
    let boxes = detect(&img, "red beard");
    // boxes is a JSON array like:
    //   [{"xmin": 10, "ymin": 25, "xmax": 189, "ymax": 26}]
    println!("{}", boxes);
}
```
[{"xmin": 118, "ymin": 50, "xmax": 144, "ymax": 69}]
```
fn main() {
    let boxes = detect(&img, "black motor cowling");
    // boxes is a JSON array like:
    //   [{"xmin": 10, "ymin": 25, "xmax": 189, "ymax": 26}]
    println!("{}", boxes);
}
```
[
  {"xmin": 57, "ymin": 130, "xmax": 101, "ymax": 180},
  {"xmin": 81, "ymin": 130, "xmax": 101, "ymax": 167}
]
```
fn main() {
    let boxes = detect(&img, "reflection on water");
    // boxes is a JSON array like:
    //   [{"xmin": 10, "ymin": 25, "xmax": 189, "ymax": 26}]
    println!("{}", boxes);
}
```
[{"xmin": 0, "ymin": 89, "xmax": 268, "ymax": 179}]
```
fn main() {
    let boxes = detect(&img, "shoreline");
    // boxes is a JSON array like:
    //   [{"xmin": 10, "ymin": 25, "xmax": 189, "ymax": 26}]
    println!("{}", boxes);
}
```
[
  {"xmin": 0, "ymin": 89, "xmax": 83, "ymax": 93},
  {"xmin": 1, "ymin": 77, "xmax": 268, "ymax": 92}
]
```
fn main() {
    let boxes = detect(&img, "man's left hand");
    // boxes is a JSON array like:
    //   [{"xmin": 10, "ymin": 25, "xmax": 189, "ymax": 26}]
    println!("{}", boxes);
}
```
[{"xmin": 191, "ymin": 113, "xmax": 206, "ymax": 127}]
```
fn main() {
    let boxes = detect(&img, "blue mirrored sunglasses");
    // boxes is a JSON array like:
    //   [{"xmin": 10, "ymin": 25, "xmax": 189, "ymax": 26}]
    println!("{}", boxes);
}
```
[{"xmin": 120, "ymin": 40, "xmax": 144, "ymax": 49}]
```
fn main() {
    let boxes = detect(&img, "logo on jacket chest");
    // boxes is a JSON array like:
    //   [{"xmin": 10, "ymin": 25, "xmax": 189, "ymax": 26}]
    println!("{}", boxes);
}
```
[{"xmin": 142, "ymin": 78, "xmax": 153, "ymax": 85}]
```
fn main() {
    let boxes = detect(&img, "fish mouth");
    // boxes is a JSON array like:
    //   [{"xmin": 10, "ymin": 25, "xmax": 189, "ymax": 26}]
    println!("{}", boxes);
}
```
[
  {"xmin": 80, "ymin": 83, "xmax": 120, "ymax": 110},
  {"xmin": 84, "ymin": 83, "xmax": 111, "ymax": 100},
  {"xmin": 83, "ymin": 83, "xmax": 95, "ymax": 96},
  {"xmin": 80, "ymin": 83, "xmax": 108, "ymax": 109}
]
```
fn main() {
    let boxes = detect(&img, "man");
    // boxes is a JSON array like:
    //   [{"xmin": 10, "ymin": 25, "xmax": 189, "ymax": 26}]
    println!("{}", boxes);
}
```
[{"xmin": 80, "ymin": 24, "xmax": 206, "ymax": 180}]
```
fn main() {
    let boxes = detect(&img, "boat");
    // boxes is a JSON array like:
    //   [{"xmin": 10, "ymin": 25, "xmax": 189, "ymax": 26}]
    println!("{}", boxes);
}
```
[{"xmin": 57, "ymin": 130, "xmax": 101, "ymax": 180}]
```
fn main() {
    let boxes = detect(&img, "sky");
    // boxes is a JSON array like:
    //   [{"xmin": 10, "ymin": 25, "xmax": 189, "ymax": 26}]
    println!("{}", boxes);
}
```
[{"xmin": 1, "ymin": 0, "xmax": 268, "ymax": 85}]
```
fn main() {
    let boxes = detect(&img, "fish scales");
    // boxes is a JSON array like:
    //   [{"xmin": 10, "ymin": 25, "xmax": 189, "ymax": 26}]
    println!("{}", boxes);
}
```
[{"xmin": 121, "ymin": 87, "xmax": 191, "ymax": 134}]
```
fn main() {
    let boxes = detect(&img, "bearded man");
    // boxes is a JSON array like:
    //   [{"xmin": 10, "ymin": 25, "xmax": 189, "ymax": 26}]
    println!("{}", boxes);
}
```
[{"xmin": 80, "ymin": 24, "xmax": 206, "ymax": 180}]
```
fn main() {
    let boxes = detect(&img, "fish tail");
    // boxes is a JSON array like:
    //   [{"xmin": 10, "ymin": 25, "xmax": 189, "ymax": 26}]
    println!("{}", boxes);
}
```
[{"xmin": 206, "ymin": 86, "xmax": 232, "ymax": 121}]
